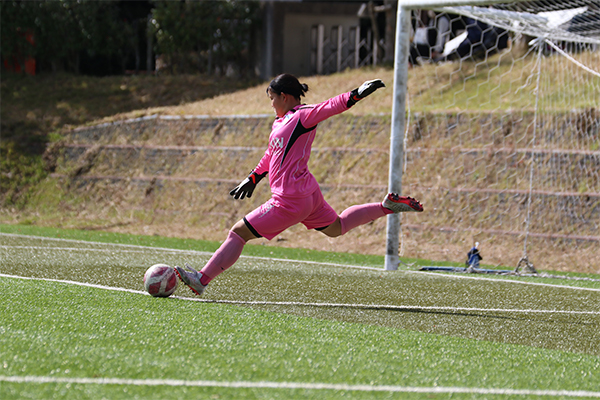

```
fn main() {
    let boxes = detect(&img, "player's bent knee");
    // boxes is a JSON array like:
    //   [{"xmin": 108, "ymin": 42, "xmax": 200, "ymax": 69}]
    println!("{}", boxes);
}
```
[
  {"xmin": 320, "ymin": 229, "xmax": 340, "ymax": 238},
  {"xmin": 232, "ymin": 220, "xmax": 259, "ymax": 242},
  {"xmin": 317, "ymin": 219, "xmax": 342, "ymax": 237},
  {"xmin": 323, "ymin": 230, "xmax": 342, "ymax": 238}
]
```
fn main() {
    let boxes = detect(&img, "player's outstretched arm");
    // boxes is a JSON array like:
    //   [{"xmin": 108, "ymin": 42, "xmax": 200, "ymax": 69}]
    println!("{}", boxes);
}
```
[
  {"xmin": 347, "ymin": 79, "xmax": 385, "ymax": 107},
  {"xmin": 229, "ymin": 171, "xmax": 267, "ymax": 200}
]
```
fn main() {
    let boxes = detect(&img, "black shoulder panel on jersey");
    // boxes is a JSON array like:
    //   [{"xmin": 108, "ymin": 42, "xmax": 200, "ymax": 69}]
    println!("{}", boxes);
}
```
[{"xmin": 280, "ymin": 119, "xmax": 317, "ymax": 166}]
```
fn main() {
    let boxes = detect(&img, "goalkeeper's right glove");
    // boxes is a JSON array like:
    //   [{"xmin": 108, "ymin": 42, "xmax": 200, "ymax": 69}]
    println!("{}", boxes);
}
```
[{"xmin": 229, "ymin": 171, "xmax": 267, "ymax": 199}]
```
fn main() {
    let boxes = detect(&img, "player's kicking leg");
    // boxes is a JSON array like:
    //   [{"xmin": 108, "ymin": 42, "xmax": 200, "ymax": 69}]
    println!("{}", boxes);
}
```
[
  {"xmin": 175, "ymin": 224, "xmax": 253, "ymax": 296},
  {"xmin": 317, "ymin": 192, "xmax": 423, "ymax": 238}
]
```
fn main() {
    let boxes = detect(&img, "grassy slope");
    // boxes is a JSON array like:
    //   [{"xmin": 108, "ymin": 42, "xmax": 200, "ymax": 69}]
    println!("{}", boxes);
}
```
[
  {"xmin": 4, "ymin": 51, "xmax": 597, "ymax": 146},
  {"xmin": 3, "ymin": 53, "xmax": 597, "ymax": 204},
  {"xmin": 1, "ymin": 72, "xmax": 261, "ymax": 133}
]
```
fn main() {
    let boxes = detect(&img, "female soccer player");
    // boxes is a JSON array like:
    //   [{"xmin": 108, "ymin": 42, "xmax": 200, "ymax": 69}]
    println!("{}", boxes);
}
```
[{"xmin": 175, "ymin": 74, "xmax": 423, "ymax": 295}]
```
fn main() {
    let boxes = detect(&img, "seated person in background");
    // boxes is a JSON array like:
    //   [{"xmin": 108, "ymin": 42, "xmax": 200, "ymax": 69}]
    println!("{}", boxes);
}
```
[
  {"xmin": 466, "ymin": 242, "xmax": 483, "ymax": 268},
  {"xmin": 410, "ymin": 10, "xmax": 453, "ymax": 66}
]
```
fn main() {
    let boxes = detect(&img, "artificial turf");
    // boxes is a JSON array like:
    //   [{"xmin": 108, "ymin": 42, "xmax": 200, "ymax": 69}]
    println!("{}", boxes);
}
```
[{"xmin": 1, "ymin": 226, "xmax": 599, "ymax": 399}]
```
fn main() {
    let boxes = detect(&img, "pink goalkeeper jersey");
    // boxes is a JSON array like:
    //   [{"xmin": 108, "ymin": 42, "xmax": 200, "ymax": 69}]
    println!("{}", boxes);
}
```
[{"xmin": 253, "ymin": 92, "xmax": 351, "ymax": 198}]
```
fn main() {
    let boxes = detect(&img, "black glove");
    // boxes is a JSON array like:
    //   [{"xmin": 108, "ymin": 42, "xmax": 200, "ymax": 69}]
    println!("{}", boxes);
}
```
[
  {"xmin": 229, "ymin": 171, "xmax": 267, "ymax": 199},
  {"xmin": 347, "ymin": 79, "xmax": 385, "ymax": 107}
]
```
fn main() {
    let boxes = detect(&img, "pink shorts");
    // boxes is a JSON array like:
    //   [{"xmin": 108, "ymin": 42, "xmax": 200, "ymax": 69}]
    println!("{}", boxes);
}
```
[{"xmin": 244, "ymin": 189, "xmax": 338, "ymax": 240}]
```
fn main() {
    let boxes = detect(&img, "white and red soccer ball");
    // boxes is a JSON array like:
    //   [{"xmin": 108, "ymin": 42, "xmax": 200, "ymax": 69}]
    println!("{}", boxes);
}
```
[{"xmin": 143, "ymin": 264, "xmax": 178, "ymax": 297}]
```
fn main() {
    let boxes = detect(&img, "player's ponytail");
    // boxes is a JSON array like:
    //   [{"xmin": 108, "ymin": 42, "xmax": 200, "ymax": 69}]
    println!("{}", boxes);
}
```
[{"xmin": 267, "ymin": 74, "xmax": 308, "ymax": 100}]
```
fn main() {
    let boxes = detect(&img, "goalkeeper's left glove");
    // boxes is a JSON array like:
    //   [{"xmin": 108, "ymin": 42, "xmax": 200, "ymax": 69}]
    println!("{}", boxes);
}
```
[
  {"xmin": 229, "ymin": 171, "xmax": 267, "ymax": 200},
  {"xmin": 347, "ymin": 79, "xmax": 385, "ymax": 107}
]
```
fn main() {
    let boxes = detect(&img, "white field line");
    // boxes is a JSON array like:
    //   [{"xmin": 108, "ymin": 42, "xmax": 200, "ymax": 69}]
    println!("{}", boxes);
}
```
[
  {"xmin": 2, "ymin": 232, "xmax": 600, "ymax": 292},
  {"xmin": 0, "ymin": 245, "xmax": 191, "ymax": 254},
  {"xmin": 1, "ymin": 273, "xmax": 599, "ymax": 316},
  {"xmin": 0, "ymin": 233, "xmax": 213, "ymax": 257},
  {"xmin": 0, "ymin": 273, "xmax": 150, "ymax": 295},
  {"xmin": 1, "ymin": 375, "xmax": 599, "ymax": 397}
]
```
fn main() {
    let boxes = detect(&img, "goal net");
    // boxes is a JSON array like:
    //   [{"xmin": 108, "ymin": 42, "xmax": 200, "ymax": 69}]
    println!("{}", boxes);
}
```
[{"xmin": 397, "ymin": 0, "xmax": 599, "ymax": 273}]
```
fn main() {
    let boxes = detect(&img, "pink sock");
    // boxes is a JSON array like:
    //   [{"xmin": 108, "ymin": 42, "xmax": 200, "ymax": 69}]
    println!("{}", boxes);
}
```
[
  {"xmin": 200, "ymin": 230, "xmax": 246, "ymax": 285},
  {"xmin": 339, "ymin": 202, "xmax": 393, "ymax": 235}
]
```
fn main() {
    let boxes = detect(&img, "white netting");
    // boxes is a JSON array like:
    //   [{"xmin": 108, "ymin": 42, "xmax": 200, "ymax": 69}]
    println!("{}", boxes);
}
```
[{"xmin": 403, "ymin": 1, "xmax": 599, "ymax": 273}]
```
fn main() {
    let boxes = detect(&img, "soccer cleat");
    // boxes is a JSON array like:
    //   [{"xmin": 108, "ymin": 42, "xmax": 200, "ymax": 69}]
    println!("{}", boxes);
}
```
[
  {"xmin": 174, "ymin": 263, "xmax": 207, "ymax": 296},
  {"xmin": 382, "ymin": 193, "xmax": 424, "ymax": 213}
]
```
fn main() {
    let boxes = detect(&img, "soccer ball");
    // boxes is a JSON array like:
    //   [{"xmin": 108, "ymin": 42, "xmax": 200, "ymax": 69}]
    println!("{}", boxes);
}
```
[{"xmin": 143, "ymin": 264, "xmax": 178, "ymax": 297}]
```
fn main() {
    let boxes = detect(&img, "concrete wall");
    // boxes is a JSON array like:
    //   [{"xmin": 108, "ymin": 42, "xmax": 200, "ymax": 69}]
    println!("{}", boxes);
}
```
[
  {"xmin": 283, "ymin": 14, "xmax": 360, "ymax": 76},
  {"xmin": 263, "ymin": 1, "xmax": 362, "ymax": 78}
]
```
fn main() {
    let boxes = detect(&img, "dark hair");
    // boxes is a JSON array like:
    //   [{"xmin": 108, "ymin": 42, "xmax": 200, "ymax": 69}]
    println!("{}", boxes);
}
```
[{"xmin": 267, "ymin": 73, "xmax": 309, "ymax": 100}]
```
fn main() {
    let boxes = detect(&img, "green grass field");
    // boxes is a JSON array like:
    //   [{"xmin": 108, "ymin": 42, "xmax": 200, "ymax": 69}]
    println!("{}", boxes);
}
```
[{"xmin": 1, "ymin": 225, "xmax": 599, "ymax": 399}]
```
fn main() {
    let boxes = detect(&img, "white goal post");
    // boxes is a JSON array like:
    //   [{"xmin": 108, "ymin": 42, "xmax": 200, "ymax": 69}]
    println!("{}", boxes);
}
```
[{"xmin": 386, "ymin": 0, "xmax": 599, "ymax": 271}]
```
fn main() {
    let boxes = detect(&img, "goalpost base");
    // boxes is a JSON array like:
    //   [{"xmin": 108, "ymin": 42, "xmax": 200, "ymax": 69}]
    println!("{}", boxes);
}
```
[{"xmin": 385, "ymin": 254, "xmax": 399, "ymax": 271}]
